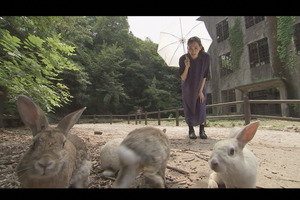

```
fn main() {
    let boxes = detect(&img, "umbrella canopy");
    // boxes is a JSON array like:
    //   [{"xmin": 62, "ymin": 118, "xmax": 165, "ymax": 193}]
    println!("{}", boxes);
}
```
[{"xmin": 157, "ymin": 17, "xmax": 213, "ymax": 67}]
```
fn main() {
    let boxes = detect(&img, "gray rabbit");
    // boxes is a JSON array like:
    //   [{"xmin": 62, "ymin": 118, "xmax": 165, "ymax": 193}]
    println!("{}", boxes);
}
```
[{"xmin": 112, "ymin": 127, "xmax": 170, "ymax": 188}]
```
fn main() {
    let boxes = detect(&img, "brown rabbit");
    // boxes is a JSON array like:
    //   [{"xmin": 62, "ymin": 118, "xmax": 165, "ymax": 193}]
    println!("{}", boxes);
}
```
[
  {"xmin": 16, "ymin": 95, "xmax": 91, "ymax": 188},
  {"xmin": 112, "ymin": 127, "xmax": 170, "ymax": 188}
]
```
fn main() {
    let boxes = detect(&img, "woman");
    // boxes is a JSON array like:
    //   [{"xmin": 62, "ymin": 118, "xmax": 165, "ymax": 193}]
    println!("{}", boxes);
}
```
[{"xmin": 179, "ymin": 36, "xmax": 210, "ymax": 139}]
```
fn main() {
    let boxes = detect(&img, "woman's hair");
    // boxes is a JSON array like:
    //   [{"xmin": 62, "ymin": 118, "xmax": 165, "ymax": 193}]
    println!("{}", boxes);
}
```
[{"xmin": 187, "ymin": 36, "xmax": 205, "ymax": 52}]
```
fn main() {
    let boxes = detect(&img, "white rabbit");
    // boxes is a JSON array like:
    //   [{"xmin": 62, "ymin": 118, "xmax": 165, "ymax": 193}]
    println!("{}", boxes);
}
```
[
  {"xmin": 112, "ymin": 127, "xmax": 170, "ymax": 188},
  {"xmin": 16, "ymin": 95, "xmax": 91, "ymax": 188},
  {"xmin": 100, "ymin": 138, "xmax": 123, "ymax": 177},
  {"xmin": 208, "ymin": 121, "xmax": 260, "ymax": 188}
]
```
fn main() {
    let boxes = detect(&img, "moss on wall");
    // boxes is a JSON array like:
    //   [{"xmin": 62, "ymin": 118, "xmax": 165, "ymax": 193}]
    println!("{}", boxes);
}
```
[{"xmin": 228, "ymin": 18, "xmax": 244, "ymax": 70}]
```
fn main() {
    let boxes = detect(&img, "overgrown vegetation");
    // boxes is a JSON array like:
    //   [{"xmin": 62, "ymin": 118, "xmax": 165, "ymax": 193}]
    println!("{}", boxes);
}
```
[
  {"xmin": 276, "ymin": 16, "xmax": 296, "ymax": 69},
  {"xmin": 228, "ymin": 18, "xmax": 244, "ymax": 70},
  {"xmin": 0, "ymin": 17, "xmax": 77, "ymax": 113},
  {"xmin": 0, "ymin": 16, "xmax": 182, "ymax": 120}
]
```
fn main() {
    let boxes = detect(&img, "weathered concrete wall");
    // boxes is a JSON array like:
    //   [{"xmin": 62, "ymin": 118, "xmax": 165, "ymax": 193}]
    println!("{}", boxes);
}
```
[{"xmin": 200, "ymin": 16, "xmax": 300, "ymax": 117}]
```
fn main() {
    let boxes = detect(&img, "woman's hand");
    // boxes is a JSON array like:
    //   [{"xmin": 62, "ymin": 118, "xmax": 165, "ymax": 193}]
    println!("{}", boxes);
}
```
[
  {"xmin": 180, "ymin": 55, "xmax": 190, "ymax": 81},
  {"xmin": 184, "ymin": 55, "xmax": 190, "ymax": 69},
  {"xmin": 198, "ymin": 91, "xmax": 205, "ymax": 103}
]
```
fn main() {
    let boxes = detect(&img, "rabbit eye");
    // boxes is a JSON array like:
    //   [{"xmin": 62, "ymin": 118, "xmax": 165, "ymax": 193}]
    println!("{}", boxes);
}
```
[
  {"xmin": 228, "ymin": 147, "xmax": 235, "ymax": 156},
  {"xmin": 32, "ymin": 138, "xmax": 39, "ymax": 150},
  {"xmin": 32, "ymin": 141, "xmax": 36, "ymax": 150}
]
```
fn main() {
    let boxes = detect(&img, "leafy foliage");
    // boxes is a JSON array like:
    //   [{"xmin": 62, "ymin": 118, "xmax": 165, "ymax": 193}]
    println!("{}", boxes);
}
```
[
  {"xmin": 0, "ymin": 17, "xmax": 78, "ymax": 114},
  {"xmin": 228, "ymin": 18, "xmax": 244, "ymax": 70},
  {"xmin": 276, "ymin": 16, "xmax": 296, "ymax": 68},
  {"xmin": 57, "ymin": 16, "xmax": 182, "ymax": 115},
  {"xmin": 0, "ymin": 16, "xmax": 183, "ymax": 118}
]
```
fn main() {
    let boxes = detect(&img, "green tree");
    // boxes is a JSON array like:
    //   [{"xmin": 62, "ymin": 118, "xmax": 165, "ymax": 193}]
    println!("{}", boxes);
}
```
[
  {"xmin": 0, "ymin": 16, "xmax": 78, "ymax": 117},
  {"xmin": 1, "ymin": 16, "xmax": 184, "ymax": 126},
  {"xmin": 142, "ymin": 77, "xmax": 174, "ymax": 111}
]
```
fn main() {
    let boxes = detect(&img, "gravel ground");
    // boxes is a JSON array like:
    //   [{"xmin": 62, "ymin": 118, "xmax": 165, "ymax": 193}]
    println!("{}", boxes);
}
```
[{"xmin": 1, "ymin": 123, "xmax": 300, "ymax": 188}]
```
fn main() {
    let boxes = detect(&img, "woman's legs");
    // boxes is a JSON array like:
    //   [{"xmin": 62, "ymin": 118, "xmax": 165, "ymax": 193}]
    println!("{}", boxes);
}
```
[
  {"xmin": 199, "ymin": 123, "xmax": 207, "ymax": 139},
  {"xmin": 188, "ymin": 123, "xmax": 207, "ymax": 139},
  {"xmin": 188, "ymin": 125, "xmax": 197, "ymax": 139}
]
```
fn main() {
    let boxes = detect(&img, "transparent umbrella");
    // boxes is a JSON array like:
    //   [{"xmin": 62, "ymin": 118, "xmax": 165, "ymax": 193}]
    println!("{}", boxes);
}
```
[{"xmin": 157, "ymin": 17, "xmax": 212, "ymax": 67}]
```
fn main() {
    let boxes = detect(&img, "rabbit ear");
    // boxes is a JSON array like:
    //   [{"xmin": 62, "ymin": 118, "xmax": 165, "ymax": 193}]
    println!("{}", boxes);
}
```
[
  {"xmin": 236, "ymin": 121, "xmax": 260, "ymax": 149},
  {"xmin": 57, "ymin": 107, "xmax": 86, "ymax": 136},
  {"xmin": 17, "ymin": 95, "xmax": 49, "ymax": 136}
]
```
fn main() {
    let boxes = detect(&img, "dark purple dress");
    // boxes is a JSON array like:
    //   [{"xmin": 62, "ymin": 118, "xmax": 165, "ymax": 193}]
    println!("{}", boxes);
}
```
[{"xmin": 179, "ymin": 52, "xmax": 210, "ymax": 126}]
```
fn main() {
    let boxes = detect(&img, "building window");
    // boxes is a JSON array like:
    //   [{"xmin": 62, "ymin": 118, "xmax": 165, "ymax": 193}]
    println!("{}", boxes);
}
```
[
  {"xmin": 248, "ymin": 38, "xmax": 270, "ymax": 68},
  {"xmin": 221, "ymin": 89, "xmax": 236, "ymax": 114},
  {"xmin": 244, "ymin": 16, "xmax": 265, "ymax": 28},
  {"xmin": 249, "ymin": 88, "xmax": 281, "ymax": 116},
  {"xmin": 294, "ymin": 22, "xmax": 300, "ymax": 55},
  {"xmin": 219, "ymin": 52, "xmax": 233, "ymax": 76},
  {"xmin": 216, "ymin": 18, "xmax": 229, "ymax": 43}
]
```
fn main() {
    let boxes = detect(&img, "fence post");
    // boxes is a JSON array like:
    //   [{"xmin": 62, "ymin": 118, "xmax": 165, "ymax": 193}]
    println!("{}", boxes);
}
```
[
  {"xmin": 93, "ymin": 114, "xmax": 96, "ymax": 124},
  {"xmin": 135, "ymin": 113, "xmax": 137, "ymax": 125},
  {"xmin": 127, "ymin": 114, "xmax": 130, "ymax": 124},
  {"xmin": 139, "ymin": 113, "xmax": 141, "ymax": 124},
  {"xmin": 243, "ymin": 95, "xmax": 251, "ymax": 125},
  {"xmin": 110, "ymin": 114, "xmax": 113, "ymax": 125},
  {"xmin": 158, "ymin": 109, "xmax": 161, "ymax": 125},
  {"xmin": 145, "ymin": 111, "xmax": 148, "ymax": 125},
  {"xmin": 176, "ymin": 108, "xmax": 179, "ymax": 126}
]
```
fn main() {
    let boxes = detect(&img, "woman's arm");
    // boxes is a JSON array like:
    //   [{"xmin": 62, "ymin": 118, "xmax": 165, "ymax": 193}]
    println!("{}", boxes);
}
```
[
  {"xmin": 180, "ymin": 55, "xmax": 190, "ymax": 80},
  {"xmin": 198, "ymin": 78, "xmax": 206, "ymax": 103}
]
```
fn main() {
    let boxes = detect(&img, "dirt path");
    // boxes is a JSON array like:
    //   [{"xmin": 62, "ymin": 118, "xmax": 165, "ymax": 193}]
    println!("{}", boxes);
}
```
[{"xmin": 1, "ymin": 123, "xmax": 300, "ymax": 188}]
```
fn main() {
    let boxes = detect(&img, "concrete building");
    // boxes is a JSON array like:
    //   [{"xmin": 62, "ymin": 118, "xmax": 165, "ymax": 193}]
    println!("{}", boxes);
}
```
[{"xmin": 199, "ymin": 16, "xmax": 300, "ymax": 117}]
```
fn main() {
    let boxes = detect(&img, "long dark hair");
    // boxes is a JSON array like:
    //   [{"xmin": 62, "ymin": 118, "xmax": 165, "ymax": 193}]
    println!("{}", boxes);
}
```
[{"xmin": 187, "ymin": 36, "xmax": 205, "ymax": 52}]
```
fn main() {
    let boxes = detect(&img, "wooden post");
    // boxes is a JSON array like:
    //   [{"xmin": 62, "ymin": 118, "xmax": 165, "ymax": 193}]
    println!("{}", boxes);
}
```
[
  {"xmin": 93, "ymin": 114, "xmax": 96, "ymax": 124},
  {"xmin": 158, "ymin": 109, "xmax": 161, "ymax": 125},
  {"xmin": 243, "ymin": 95, "xmax": 251, "ymax": 125},
  {"xmin": 110, "ymin": 114, "xmax": 113, "ymax": 125},
  {"xmin": 145, "ymin": 111, "xmax": 148, "ymax": 125},
  {"xmin": 135, "ymin": 113, "xmax": 137, "ymax": 125},
  {"xmin": 127, "ymin": 115, "xmax": 130, "ymax": 124},
  {"xmin": 279, "ymin": 84, "xmax": 289, "ymax": 117},
  {"xmin": 176, "ymin": 108, "xmax": 179, "ymax": 126},
  {"xmin": 139, "ymin": 113, "xmax": 141, "ymax": 124}
]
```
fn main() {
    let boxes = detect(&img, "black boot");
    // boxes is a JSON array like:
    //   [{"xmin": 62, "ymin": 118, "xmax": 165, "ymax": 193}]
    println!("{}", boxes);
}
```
[
  {"xmin": 189, "ymin": 126, "xmax": 197, "ymax": 139},
  {"xmin": 199, "ymin": 124, "xmax": 207, "ymax": 139}
]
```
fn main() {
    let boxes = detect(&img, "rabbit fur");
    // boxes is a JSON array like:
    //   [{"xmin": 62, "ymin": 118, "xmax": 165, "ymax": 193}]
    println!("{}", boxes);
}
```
[
  {"xmin": 16, "ymin": 95, "xmax": 91, "ymax": 188},
  {"xmin": 208, "ymin": 121, "xmax": 260, "ymax": 188},
  {"xmin": 100, "ymin": 138, "xmax": 123, "ymax": 177},
  {"xmin": 112, "ymin": 127, "xmax": 170, "ymax": 188}
]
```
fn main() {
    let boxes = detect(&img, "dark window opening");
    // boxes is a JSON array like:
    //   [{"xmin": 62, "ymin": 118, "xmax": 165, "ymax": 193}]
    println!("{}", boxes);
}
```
[
  {"xmin": 221, "ymin": 89, "xmax": 236, "ymax": 114},
  {"xmin": 219, "ymin": 52, "xmax": 233, "ymax": 76},
  {"xmin": 216, "ymin": 18, "xmax": 229, "ymax": 43},
  {"xmin": 248, "ymin": 38, "xmax": 270, "ymax": 68},
  {"xmin": 294, "ymin": 22, "xmax": 300, "ymax": 55},
  {"xmin": 245, "ymin": 16, "xmax": 265, "ymax": 28},
  {"xmin": 249, "ymin": 88, "xmax": 281, "ymax": 116}
]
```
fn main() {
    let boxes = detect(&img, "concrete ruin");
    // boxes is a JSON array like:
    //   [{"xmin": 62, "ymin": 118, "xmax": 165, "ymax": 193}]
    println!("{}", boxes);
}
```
[{"xmin": 199, "ymin": 16, "xmax": 300, "ymax": 117}]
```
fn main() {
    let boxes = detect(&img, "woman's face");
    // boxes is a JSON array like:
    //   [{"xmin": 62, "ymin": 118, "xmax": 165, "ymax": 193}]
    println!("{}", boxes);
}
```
[{"xmin": 188, "ymin": 41, "xmax": 202, "ymax": 59}]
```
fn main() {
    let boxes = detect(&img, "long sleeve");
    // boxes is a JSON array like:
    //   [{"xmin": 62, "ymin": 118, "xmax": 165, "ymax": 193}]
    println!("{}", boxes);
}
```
[{"xmin": 178, "ymin": 55, "xmax": 186, "ymax": 76}]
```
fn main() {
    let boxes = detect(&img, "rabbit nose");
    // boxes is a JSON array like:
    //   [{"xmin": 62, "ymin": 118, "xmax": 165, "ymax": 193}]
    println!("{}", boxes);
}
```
[
  {"xmin": 38, "ymin": 161, "xmax": 53, "ymax": 169},
  {"xmin": 37, "ymin": 158, "xmax": 54, "ymax": 174},
  {"xmin": 210, "ymin": 158, "xmax": 218, "ymax": 170}
]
